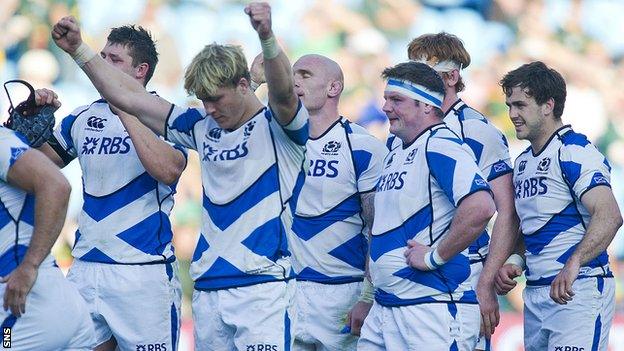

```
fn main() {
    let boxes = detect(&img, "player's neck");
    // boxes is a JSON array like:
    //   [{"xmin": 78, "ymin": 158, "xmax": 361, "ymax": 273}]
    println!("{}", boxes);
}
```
[
  {"xmin": 233, "ymin": 95, "xmax": 265, "ymax": 130},
  {"xmin": 530, "ymin": 119, "xmax": 565, "ymax": 154},
  {"xmin": 309, "ymin": 106, "xmax": 340, "ymax": 139},
  {"xmin": 441, "ymin": 91, "xmax": 459, "ymax": 114}
]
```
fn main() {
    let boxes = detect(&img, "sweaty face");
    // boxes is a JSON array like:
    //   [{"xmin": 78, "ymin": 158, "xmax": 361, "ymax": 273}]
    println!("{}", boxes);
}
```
[
  {"xmin": 505, "ymin": 86, "xmax": 547, "ymax": 142},
  {"xmin": 101, "ymin": 42, "xmax": 139, "ymax": 80},
  {"xmin": 382, "ymin": 91, "xmax": 421, "ymax": 142},
  {"xmin": 202, "ymin": 86, "xmax": 247, "ymax": 130},
  {"xmin": 293, "ymin": 58, "xmax": 329, "ymax": 112}
]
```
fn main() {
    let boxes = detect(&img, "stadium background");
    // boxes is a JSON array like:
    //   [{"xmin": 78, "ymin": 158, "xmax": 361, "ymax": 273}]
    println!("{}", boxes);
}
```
[{"xmin": 1, "ymin": 0, "xmax": 624, "ymax": 349}]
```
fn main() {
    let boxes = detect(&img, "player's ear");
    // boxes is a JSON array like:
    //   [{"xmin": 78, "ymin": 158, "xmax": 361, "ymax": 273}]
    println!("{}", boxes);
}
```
[
  {"xmin": 135, "ymin": 62, "xmax": 149, "ymax": 81},
  {"xmin": 541, "ymin": 97, "xmax": 555, "ymax": 116},
  {"xmin": 237, "ymin": 77, "xmax": 250, "ymax": 94},
  {"xmin": 327, "ymin": 80, "xmax": 343, "ymax": 98}
]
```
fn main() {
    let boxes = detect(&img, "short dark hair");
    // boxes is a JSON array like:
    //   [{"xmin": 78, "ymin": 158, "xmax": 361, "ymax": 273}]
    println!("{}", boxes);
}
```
[
  {"xmin": 107, "ymin": 25, "xmax": 158, "ymax": 84},
  {"xmin": 500, "ymin": 61, "xmax": 567, "ymax": 119},
  {"xmin": 381, "ymin": 61, "xmax": 446, "ymax": 118}
]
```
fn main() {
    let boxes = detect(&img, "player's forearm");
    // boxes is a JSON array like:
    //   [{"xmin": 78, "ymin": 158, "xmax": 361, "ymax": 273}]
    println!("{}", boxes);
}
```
[
  {"xmin": 119, "ymin": 114, "xmax": 184, "ymax": 185},
  {"xmin": 570, "ymin": 208, "xmax": 622, "ymax": 267},
  {"xmin": 81, "ymin": 55, "xmax": 145, "ymax": 116},
  {"xmin": 262, "ymin": 40, "xmax": 298, "ymax": 124},
  {"xmin": 21, "ymin": 176, "xmax": 70, "ymax": 269},
  {"xmin": 437, "ymin": 191, "xmax": 495, "ymax": 261},
  {"xmin": 479, "ymin": 212, "xmax": 521, "ymax": 285}
]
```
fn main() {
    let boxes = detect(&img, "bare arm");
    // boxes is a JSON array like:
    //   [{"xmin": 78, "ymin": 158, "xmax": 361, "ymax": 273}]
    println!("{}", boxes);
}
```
[
  {"xmin": 116, "ymin": 109, "xmax": 185, "ymax": 185},
  {"xmin": 2, "ymin": 149, "xmax": 70, "ymax": 316},
  {"xmin": 405, "ymin": 190, "xmax": 496, "ymax": 270},
  {"xmin": 436, "ymin": 191, "xmax": 496, "ymax": 260},
  {"xmin": 51, "ymin": 16, "xmax": 171, "ymax": 135},
  {"xmin": 475, "ymin": 173, "xmax": 519, "ymax": 337},
  {"xmin": 550, "ymin": 186, "xmax": 623, "ymax": 304},
  {"xmin": 246, "ymin": 2, "xmax": 299, "ymax": 125}
]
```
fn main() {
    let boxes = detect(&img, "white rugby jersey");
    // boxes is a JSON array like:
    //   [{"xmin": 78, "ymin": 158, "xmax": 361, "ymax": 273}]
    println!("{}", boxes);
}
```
[
  {"xmin": 165, "ymin": 102, "xmax": 308, "ymax": 290},
  {"xmin": 370, "ymin": 124, "xmax": 490, "ymax": 307},
  {"xmin": 0, "ymin": 128, "xmax": 54, "ymax": 276},
  {"xmin": 444, "ymin": 100, "xmax": 512, "ymax": 262},
  {"xmin": 50, "ymin": 98, "xmax": 187, "ymax": 265},
  {"xmin": 288, "ymin": 117, "xmax": 386, "ymax": 283},
  {"xmin": 514, "ymin": 125, "xmax": 612, "ymax": 286},
  {"xmin": 385, "ymin": 100, "xmax": 512, "ymax": 263}
]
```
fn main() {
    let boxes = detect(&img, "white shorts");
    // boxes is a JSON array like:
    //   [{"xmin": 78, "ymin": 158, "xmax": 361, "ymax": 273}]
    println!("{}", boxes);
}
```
[
  {"xmin": 0, "ymin": 266, "xmax": 95, "ymax": 351},
  {"xmin": 523, "ymin": 277, "xmax": 614, "ymax": 351},
  {"xmin": 293, "ymin": 280, "xmax": 361, "ymax": 351},
  {"xmin": 469, "ymin": 260, "xmax": 491, "ymax": 351},
  {"xmin": 67, "ymin": 259, "xmax": 181, "ymax": 351},
  {"xmin": 358, "ymin": 301, "xmax": 480, "ymax": 351},
  {"xmin": 192, "ymin": 280, "xmax": 295, "ymax": 351}
]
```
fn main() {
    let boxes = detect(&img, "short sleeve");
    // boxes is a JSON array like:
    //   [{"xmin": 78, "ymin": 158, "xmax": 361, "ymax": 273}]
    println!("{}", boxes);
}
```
[
  {"xmin": 50, "ymin": 106, "xmax": 89, "ymax": 162},
  {"xmin": 559, "ymin": 138, "xmax": 611, "ymax": 199},
  {"xmin": 165, "ymin": 104, "xmax": 205, "ymax": 150},
  {"xmin": 461, "ymin": 119, "xmax": 513, "ymax": 182},
  {"xmin": 426, "ymin": 135, "xmax": 490, "ymax": 206},
  {"xmin": 351, "ymin": 134, "xmax": 387, "ymax": 192},
  {"xmin": 268, "ymin": 99, "xmax": 309, "ymax": 146},
  {"xmin": 0, "ymin": 129, "xmax": 30, "ymax": 181}
]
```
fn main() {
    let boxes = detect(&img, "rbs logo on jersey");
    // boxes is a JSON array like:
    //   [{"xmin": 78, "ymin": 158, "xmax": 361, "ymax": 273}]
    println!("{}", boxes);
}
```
[
  {"xmin": 514, "ymin": 177, "xmax": 548, "ymax": 199},
  {"xmin": 307, "ymin": 159, "xmax": 338, "ymax": 178},
  {"xmin": 376, "ymin": 172, "xmax": 407, "ymax": 192},
  {"xmin": 81, "ymin": 136, "xmax": 131, "ymax": 155}
]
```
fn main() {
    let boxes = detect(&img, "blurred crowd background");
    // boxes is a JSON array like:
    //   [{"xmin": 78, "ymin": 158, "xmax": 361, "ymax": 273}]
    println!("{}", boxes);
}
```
[{"xmin": 2, "ymin": 0, "xmax": 624, "ymax": 349}]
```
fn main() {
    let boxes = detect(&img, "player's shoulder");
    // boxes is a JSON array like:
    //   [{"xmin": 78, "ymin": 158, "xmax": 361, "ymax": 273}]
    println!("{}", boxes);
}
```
[
  {"xmin": 427, "ymin": 125, "xmax": 466, "ymax": 153},
  {"xmin": 556, "ymin": 125, "xmax": 604, "ymax": 161}
]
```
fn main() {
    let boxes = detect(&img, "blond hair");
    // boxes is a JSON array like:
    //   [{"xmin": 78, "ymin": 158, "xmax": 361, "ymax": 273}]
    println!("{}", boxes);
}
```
[
  {"xmin": 407, "ymin": 32, "xmax": 471, "ymax": 92},
  {"xmin": 184, "ymin": 44, "xmax": 251, "ymax": 99}
]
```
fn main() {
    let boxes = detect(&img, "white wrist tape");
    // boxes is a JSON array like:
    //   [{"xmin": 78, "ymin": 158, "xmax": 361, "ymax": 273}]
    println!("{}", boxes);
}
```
[
  {"xmin": 358, "ymin": 277, "xmax": 374, "ymax": 303},
  {"xmin": 505, "ymin": 253, "xmax": 525, "ymax": 270},
  {"xmin": 71, "ymin": 42, "xmax": 97, "ymax": 67},
  {"xmin": 260, "ymin": 35, "xmax": 280, "ymax": 60},
  {"xmin": 424, "ymin": 248, "xmax": 446, "ymax": 270}
]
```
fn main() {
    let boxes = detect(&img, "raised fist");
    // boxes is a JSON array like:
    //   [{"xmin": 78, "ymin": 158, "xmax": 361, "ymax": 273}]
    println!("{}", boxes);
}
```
[
  {"xmin": 245, "ymin": 2, "xmax": 273, "ymax": 40},
  {"xmin": 51, "ymin": 16, "xmax": 83, "ymax": 55}
]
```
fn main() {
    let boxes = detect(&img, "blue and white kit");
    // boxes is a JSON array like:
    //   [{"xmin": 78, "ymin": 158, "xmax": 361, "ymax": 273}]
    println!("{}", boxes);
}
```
[
  {"xmin": 165, "ymin": 102, "xmax": 308, "ymax": 350},
  {"xmin": 0, "ymin": 128, "xmax": 95, "ymax": 351},
  {"xmin": 49, "ymin": 99, "xmax": 185, "ymax": 350},
  {"xmin": 514, "ymin": 125, "xmax": 614, "ymax": 351},
  {"xmin": 360, "ymin": 123, "xmax": 490, "ymax": 350},
  {"xmin": 288, "ymin": 117, "xmax": 386, "ymax": 350}
]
